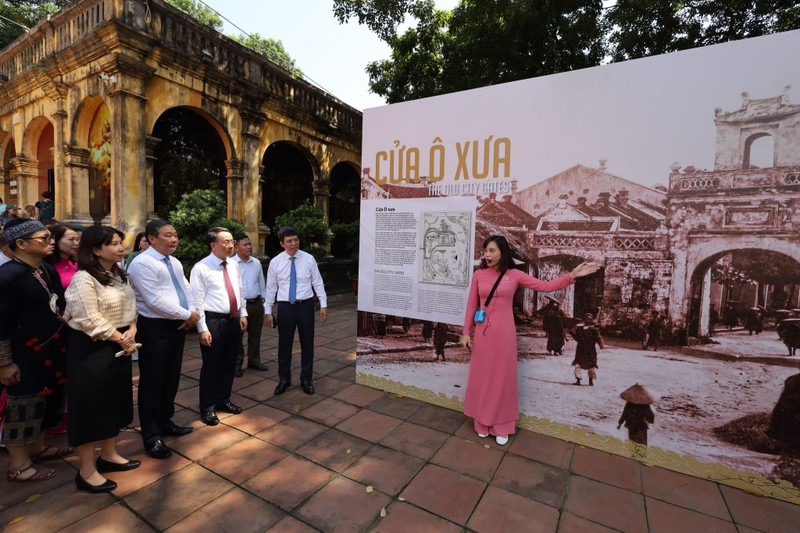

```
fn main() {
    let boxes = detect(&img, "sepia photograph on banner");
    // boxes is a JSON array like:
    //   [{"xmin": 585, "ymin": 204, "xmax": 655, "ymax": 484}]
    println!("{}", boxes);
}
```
[{"xmin": 356, "ymin": 29, "xmax": 800, "ymax": 503}]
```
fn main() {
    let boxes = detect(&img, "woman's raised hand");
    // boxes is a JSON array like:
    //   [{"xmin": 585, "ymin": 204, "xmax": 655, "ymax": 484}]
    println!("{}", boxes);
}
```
[{"xmin": 570, "ymin": 261, "xmax": 602, "ymax": 280}]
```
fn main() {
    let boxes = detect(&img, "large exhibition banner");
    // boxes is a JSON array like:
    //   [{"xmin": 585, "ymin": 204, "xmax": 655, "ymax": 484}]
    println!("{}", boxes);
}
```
[{"xmin": 357, "ymin": 30, "xmax": 800, "ymax": 503}]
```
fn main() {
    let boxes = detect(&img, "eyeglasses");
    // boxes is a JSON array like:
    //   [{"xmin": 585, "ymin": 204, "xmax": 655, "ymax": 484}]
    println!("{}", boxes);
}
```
[
  {"xmin": 218, "ymin": 239, "xmax": 235, "ymax": 245},
  {"xmin": 25, "ymin": 234, "xmax": 55, "ymax": 243}
]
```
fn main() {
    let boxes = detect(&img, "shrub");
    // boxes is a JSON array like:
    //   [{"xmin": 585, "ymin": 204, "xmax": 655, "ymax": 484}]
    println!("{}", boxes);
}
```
[
  {"xmin": 274, "ymin": 201, "xmax": 329, "ymax": 261},
  {"xmin": 330, "ymin": 221, "xmax": 359, "ymax": 260},
  {"xmin": 169, "ymin": 189, "xmax": 244, "ymax": 267}
]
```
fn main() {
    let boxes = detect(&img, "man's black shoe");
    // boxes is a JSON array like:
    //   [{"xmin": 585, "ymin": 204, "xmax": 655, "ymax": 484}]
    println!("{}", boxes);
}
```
[
  {"xmin": 247, "ymin": 362, "xmax": 269, "ymax": 371},
  {"xmin": 163, "ymin": 422, "xmax": 193, "ymax": 437},
  {"xmin": 274, "ymin": 380, "xmax": 290, "ymax": 395},
  {"xmin": 301, "ymin": 381, "xmax": 315, "ymax": 395},
  {"xmin": 234, "ymin": 367, "xmax": 243, "ymax": 377},
  {"xmin": 215, "ymin": 401, "xmax": 243, "ymax": 414},
  {"xmin": 145, "ymin": 440, "xmax": 172, "ymax": 459},
  {"xmin": 201, "ymin": 410, "xmax": 220, "ymax": 426}
]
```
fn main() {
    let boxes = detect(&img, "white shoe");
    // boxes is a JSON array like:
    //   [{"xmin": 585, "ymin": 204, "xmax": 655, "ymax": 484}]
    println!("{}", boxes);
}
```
[
  {"xmin": 495, "ymin": 435, "xmax": 509, "ymax": 446},
  {"xmin": 477, "ymin": 432, "xmax": 489, "ymax": 438}
]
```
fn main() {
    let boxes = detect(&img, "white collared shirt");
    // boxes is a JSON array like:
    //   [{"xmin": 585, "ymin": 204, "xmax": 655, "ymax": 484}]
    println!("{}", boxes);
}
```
[
  {"xmin": 190, "ymin": 252, "xmax": 248, "ymax": 333},
  {"xmin": 265, "ymin": 249, "xmax": 327, "ymax": 312},
  {"xmin": 127, "ymin": 247, "xmax": 193, "ymax": 321},
  {"xmin": 233, "ymin": 254, "xmax": 266, "ymax": 300}
]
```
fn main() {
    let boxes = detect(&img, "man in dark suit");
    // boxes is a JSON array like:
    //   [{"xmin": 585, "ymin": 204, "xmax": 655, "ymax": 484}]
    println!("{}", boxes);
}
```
[
  {"xmin": 265, "ymin": 227, "xmax": 327, "ymax": 395},
  {"xmin": 128, "ymin": 220, "xmax": 198, "ymax": 459}
]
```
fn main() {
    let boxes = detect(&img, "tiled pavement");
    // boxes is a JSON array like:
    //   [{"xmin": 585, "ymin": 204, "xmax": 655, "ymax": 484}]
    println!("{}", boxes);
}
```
[{"xmin": 2, "ymin": 293, "xmax": 800, "ymax": 532}]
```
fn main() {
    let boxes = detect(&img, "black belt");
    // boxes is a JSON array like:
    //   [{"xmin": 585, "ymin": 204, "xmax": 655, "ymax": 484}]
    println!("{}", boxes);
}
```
[
  {"xmin": 246, "ymin": 298, "xmax": 263, "ymax": 304},
  {"xmin": 278, "ymin": 298, "xmax": 312, "ymax": 305},
  {"xmin": 205, "ymin": 311, "xmax": 238, "ymax": 319}
]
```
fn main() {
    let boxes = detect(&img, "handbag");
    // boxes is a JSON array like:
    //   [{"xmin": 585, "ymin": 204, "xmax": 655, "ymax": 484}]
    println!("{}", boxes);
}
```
[{"xmin": 474, "ymin": 269, "xmax": 505, "ymax": 323}]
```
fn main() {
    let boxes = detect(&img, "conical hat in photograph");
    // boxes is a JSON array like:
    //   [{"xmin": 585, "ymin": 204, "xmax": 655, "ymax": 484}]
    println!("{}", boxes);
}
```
[{"xmin": 620, "ymin": 383, "xmax": 660, "ymax": 405}]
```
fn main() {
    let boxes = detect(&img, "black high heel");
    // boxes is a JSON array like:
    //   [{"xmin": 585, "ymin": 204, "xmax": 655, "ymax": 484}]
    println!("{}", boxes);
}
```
[{"xmin": 75, "ymin": 472, "xmax": 117, "ymax": 493}]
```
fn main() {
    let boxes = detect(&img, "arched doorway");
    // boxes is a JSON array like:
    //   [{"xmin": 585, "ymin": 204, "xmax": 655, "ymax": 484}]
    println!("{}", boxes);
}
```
[
  {"xmin": 688, "ymin": 249, "xmax": 800, "ymax": 339},
  {"xmin": 20, "ymin": 117, "xmax": 54, "ymax": 205},
  {"xmin": 152, "ymin": 108, "xmax": 228, "ymax": 218},
  {"xmin": 261, "ymin": 141, "xmax": 314, "ymax": 255},
  {"xmin": 87, "ymin": 103, "xmax": 111, "ymax": 223},
  {"xmin": 329, "ymin": 161, "xmax": 360, "ymax": 225}
]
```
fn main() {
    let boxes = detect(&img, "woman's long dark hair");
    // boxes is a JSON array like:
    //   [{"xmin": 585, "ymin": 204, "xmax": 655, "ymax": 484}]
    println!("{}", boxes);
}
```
[
  {"xmin": 479, "ymin": 235, "xmax": 513, "ymax": 271},
  {"xmin": 132, "ymin": 231, "xmax": 146, "ymax": 252},
  {"xmin": 45, "ymin": 223, "xmax": 76, "ymax": 265},
  {"xmin": 77, "ymin": 226, "xmax": 127, "ymax": 286}
]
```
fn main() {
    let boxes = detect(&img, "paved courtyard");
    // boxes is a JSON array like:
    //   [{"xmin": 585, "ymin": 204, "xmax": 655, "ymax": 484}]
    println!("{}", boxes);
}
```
[{"xmin": 1, "ymin": 293, "xmax": 799, "ymax": 532}]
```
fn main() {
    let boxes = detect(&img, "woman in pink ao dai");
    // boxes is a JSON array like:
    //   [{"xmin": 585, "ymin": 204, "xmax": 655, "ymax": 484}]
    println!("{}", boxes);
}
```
[{"xmin": 461, "ymin": 235, "xmax": 600, "ymax": 445}]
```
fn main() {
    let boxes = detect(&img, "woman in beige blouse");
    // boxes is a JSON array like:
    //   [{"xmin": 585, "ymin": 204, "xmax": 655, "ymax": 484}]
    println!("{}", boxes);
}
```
[{"xmin": 64, "ymin": 226, "xmax": 140, "ymax": 493}]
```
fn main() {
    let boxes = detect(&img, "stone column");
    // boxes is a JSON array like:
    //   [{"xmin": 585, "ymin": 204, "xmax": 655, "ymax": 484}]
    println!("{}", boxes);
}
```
[
  {"xmin": 10, "ymin": 156, "xmax": 39, "ymax": 208},
  {"xmin": 225, "ymin": 158, "xmax": 245, "ymax": 222},
  {"xmin": 100, "ymin": 57, "xmax": 155, "ymax": 243},
  {"xmin": 145, "ymin": 135, "xmax": 160, "ymax": 220},
  {"xmin": 239, "ymin": 107, "xmax": 266, "ymax": 253},
  {"xmin": 313, "ymin": 178, "xmax": 330, "ymax": 224},
  {"xmin": 62, "ymin": 146, "xmax": 92, "ymax": 224},
  {"xmin": 42, "ymin": 79, "xmax": 70, "ymax": 221}
]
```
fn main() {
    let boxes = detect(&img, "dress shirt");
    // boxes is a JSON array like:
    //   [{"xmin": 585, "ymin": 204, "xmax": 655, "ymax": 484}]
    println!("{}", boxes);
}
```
[
  {"xmin": 127, "ymin": 247, "xmax": 193, "ymax": 321},
  {"xmin": 265, "ymin": 250, "xmax": 327, "ymax": 312},
  {"xmin": 190, "ymin": 253, "xmax": 247, "ymax": 333},
  {"xmin": 64, "ymin": 270, "xmax": 137, "ymax": 340},
  {"xmin": 233, "ymin": 254, "xmax": 266, "ymax": 300}
]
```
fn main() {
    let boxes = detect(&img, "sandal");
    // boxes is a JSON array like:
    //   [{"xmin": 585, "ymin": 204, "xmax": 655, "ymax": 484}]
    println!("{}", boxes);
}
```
[
  {"xmin": 31, "ymin": 446, "xmax": 73, "ymax": 461},
  {"xmin": 7, "ymin": 463, "xmax": 57, "ymax": 482}
]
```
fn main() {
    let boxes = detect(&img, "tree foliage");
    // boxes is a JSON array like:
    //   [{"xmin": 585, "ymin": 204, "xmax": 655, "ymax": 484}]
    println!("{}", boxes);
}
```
[
  {"xmin": 0, "ymin": 0, "xmax": 70, "ymax": 49},
  {"xmin": 335, "ymin": 0, "xmax": 800, "ymax": 103},
  {"xmin": 605, "ymin": 0, "xmax": 800, "ymax": 62},
  {"xmin": 165, "ymin": 0, "xmax": 223, "ymax": 31},
  {"xmin": 274, "ymin": 201, "xmax": 330, "ymax": 262},
  {"xmin": 230, "ymin": 33, "xmax": 302, "ymax": 76}
]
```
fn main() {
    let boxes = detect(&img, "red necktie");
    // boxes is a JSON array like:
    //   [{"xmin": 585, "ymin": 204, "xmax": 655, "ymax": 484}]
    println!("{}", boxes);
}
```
[{"xmin": 221, "ymin": 261, "xmax": 238, "ymax": 317}]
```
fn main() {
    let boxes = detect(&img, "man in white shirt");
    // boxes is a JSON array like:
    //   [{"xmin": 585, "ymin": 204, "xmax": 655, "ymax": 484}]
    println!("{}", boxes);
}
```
[
  {"xmin": 127, "ymin": 220, "xmax": 198, "ymax": 459},
  {"xmin": 190, "ymin": 227, "xmax": 247, "ymax": 425},
  {"xmin": 233, "ymin": 234, "xmax": 268, "ymax": 377},
  {"xmin": 265, "ymin": 226, "xmax": 327, "ymax": 395}
]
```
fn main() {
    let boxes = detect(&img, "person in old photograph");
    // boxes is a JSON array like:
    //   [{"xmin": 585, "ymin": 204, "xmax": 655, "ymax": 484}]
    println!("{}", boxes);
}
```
[
  {"xmin": 642, "ymin": 310, "xmax": 665, "ymax": 351},
  {"xmin": 744, "ymin": 307, "xmax": 763, "ymax": 336},
  {"xmin": 542, "ymin": 296, "xmax": 567, "ymax": 356},
  {"xmin": 460, "ymin": 235, "xmax": 600, "ymax": 445},
  {"xmin": 572, "ymin": 313, "xmax": 604, "ymax": 386},
  {"xmin": 618, "ymin": 383, "xmax": 658, "ymax": 446},
  {"xmin": 421, "ymin": 320, "xmax": 433, "ymax": 343},
  {"xmin": 433, "ymin": 322, "xmax": 449, "ymax": 361},
  {"xmin": 266, "ymin": 226, "xmax": 327, "ymax": 396}
]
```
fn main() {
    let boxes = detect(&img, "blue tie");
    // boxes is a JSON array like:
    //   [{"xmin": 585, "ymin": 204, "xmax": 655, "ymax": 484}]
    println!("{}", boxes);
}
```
[
  {"xmin": 164, "ymin": 257, "xmax": 188, "ymax": 309},
  {"xmin": 289, "ymin": 256, "xmax": 297, "ymax": 304}
]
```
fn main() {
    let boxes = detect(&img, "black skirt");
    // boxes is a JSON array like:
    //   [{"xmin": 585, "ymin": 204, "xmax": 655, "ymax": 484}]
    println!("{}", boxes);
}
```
[{"xmin": 67, "ymin": 329, "xmax": 134, "ymax": 447}]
